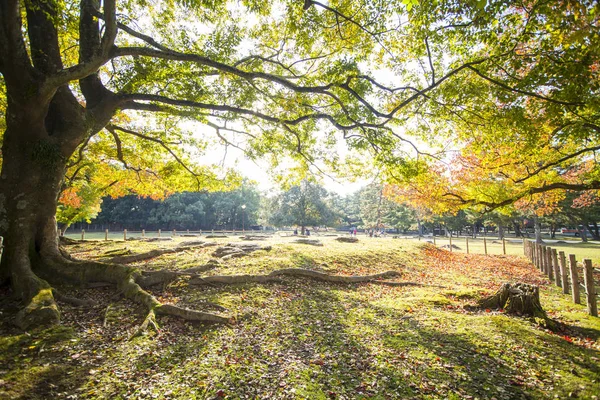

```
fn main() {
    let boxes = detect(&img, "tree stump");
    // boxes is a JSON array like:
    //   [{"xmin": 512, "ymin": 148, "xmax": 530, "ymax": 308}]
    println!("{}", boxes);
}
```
[{"xmin": 478, "ymin": 283, "xmax": 547, "ymax": 321}]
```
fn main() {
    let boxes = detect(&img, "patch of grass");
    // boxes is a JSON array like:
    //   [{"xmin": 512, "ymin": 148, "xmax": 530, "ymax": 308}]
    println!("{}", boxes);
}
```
[{"xmin": 1, "ymin": 237, "xmax": 599, "ymax": 399}]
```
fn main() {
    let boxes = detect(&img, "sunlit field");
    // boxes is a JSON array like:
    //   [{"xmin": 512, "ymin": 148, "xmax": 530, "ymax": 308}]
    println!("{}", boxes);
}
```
[{"xmin": 2, "ymin": 235, "xmax": 599, "ymax": 399}]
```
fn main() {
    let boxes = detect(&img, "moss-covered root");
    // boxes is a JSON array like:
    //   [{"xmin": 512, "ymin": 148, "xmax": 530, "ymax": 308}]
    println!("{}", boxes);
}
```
[
  {"xmin": 14, "ymin": 280, "xmax": 60, "ymax": 330},
  {"xmin": 119, "ymin": 274, "xmax": 231, "ymax": 339}
]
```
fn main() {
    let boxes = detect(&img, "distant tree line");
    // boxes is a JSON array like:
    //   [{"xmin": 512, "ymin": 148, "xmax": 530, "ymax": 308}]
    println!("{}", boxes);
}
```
[
  {"xmin": 76, "ymin": 186, "xmax": 261, "ymax": 231},
  {"xmin": 72, "ymin": 180, "xmax": 600, "ymax": 242}
]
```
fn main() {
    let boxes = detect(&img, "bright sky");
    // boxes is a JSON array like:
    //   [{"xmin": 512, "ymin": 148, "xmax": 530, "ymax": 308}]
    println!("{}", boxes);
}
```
[{"xmin": 195, "ymin": 137, "xmax": 368, "ymax": 195}]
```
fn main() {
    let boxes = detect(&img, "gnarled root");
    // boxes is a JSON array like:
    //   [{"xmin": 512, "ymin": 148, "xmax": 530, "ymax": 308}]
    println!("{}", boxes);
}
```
[
  {"xmin": 14, "ymin": 280, "xmax": 60, "ymax": 330},
  {"xmin": 189, "ymin": 268, "xmax": 402, "ymax": 286},
  {"xmin": 212, "ymin": 244, "xmax": 271, "ymax": 259},
  {"xmin": 36, "ymin": 256, "xmax": 231, "ymax": 335}
]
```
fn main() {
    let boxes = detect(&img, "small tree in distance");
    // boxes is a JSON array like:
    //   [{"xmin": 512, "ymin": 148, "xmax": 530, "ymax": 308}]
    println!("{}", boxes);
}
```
[{"xmin": 267, "ymin": 181, "xmax": 338, "ymax": 235}]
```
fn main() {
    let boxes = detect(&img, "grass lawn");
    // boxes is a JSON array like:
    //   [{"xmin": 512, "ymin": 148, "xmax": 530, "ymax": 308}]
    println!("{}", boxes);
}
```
[{"xmin": 1, "ymin": 236, "xmax": 599, "ymax": 399}]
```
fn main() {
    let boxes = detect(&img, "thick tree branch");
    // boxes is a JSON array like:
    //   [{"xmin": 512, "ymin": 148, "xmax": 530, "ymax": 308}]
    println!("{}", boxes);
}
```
[
  {"xmin": 25, "ymin": 0, "xmax": 63, "ymax": 74},
  {"xmin": 44, "ymin": 0, "xmax": 117, "ymax": 91},
  {"xmin": 0, "ymin": 0, "xmax": 35, "ymax": 89},
  {"xmin": 467, "ymin": 66, "xmax": 584, "ymax": 107},
  {"xmin": 443, "ymin": 180, "xmax": 600, "ymax": 211}
]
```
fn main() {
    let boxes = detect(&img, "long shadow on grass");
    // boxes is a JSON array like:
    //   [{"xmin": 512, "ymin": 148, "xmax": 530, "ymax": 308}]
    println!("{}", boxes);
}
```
[
  {"xmin": 364, "ymin": 299, "xmax": 600, "ymax": 400},
  {"xmin": 0, "ymin": 321, "xmax": 93, "ymax": 400}
]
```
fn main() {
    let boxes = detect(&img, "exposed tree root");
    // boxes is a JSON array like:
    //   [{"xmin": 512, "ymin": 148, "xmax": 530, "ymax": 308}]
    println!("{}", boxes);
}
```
[
  {"xmin": 183, "ymin": 259, "xmax": 221, "ymax": 273},
  {"xmin": 212, "ymin": 244, "xmax": 271, "ymax": 259},
  {"xmin": 18, "ymin": 246, "xmax": 405, "ymax": 336},
  {"xmin": 59, "ymin": 236, "xmax": 80, "ymax": 246},
  {"xmin": 14, "ymin": 277, "xmax": 61, "ymax": 330},
  {"xmin": 189, "ymin": 268, "xmax": 401, "ymax": 286},
  {"xmin": 52, "ymin": 289, "xmax": 94, "ymax": 307},
  {"xmin": 335, "ymin": 237, "xmax": 358, "ymax": 243},
  {"xmin": 31, "ymin": 254, "xmax": 231, "ymax": 336},
  {"xmin": 106, "ymin": 242, "xmax": 216, "ymax": 264},
  {"xmin": 240, "ymin": 235, "xmax": 271, "ymax": 241},
  {"xmin": 293, "ymin": 239, "xmax": 323, "ymax": 246},
  {"xmin": 130, "ymin": 237, "xmax": 174, "ymax": 242}
]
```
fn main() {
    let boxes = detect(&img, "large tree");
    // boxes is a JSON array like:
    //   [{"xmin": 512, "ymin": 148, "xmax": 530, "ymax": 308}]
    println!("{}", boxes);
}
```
[
  {"xmin": 4, "ymin": 0, "xmax": 457, "ymax": 329},
  {"xmin": 4, "ymin": 0, "xmax": 592, "ymax": 331}
]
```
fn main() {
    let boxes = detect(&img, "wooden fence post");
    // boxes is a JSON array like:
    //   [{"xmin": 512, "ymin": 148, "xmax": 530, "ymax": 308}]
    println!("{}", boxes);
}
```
[
  {"xmin": 502, "ymin": 238, "xmax": 506, "ymax": 255},
  {"xmin": 559, "ymin": 251, "xmax": 569, "ymax": 294},
  {"xmin": 449, "ymin": 235, "xmax": 452, "ymax": 252},
  {"xmin": 104, "ymin": 229, "xmax": 108, "ymax": 241},
  {"xmin": 158, "ymin": 229, "xmax": 161, "ymax": 238},
  {"xmin": 551, "ymin": 249, "xmax": 560, "ymax": 287},
  {"xmin": 81, "ymin": 229, "xmax": 85, "ymax": 241},
  {"xmin": 583, "ymin": 259, "xmax": 598, "ymax": 317},
  {"xmin": 172, "ymin": 229, "xmax": 176, "ymax": 237},
  {"xmin": 483, "ymin": 238, "xmax": 487, "ymax": 255},
  {"xmin": 142, "ymin": 229, "xmax": 145, "ymax": 238},
  {"xmin": 433, "ymin": 236, "xmax": 436, "ymax": 246},
  {"xmin": 540, "ymin": 246, "xmax": 546, "ymax": 273},
  {"xmin": 124, "ymin": 229, "xmax": 127, "ymax": 241},
  {"xmin": 568, "ymin": 254, "xmax": 581, "ymax": 304},
  {"xmin": 466, "ymin": 237, "xmax": 469, "ymax": 254},
  {"xmin": 543, "ymin": 246, "xmax": 548, "ymax": 274},
  {"xmin": 546, "ymin": 247, "xmax": 554, "ymax": 280},
  {"xmin": 187, "ymin": 229, "xmax": 190, "ymax": 234}
]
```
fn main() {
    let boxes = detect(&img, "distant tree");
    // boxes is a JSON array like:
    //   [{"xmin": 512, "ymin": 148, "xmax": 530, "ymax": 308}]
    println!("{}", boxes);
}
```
[
  {"xmin": 268, "ymin": 181, "xmax": 338, "ymax": 234},
  {"xmin": 329, "ymin": 192, "xmax": 362, "ymax": 228},
  {"xmin": 359, "ymin": 183, "xmax": 415, "ymax": 233}
]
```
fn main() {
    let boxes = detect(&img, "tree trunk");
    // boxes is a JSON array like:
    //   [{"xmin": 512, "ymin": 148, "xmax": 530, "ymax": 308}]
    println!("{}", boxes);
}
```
[
  {"xmin": 513, "ymin": 222, "xmax": 522, "ymax": 238},
  {"xmin": 585, "ymin": 223, "xmax": 598, "ymax": 241},
  {"xmin": 579, "ymin": 223, "xmax": 588, "ymax": 242},
  {"xmin": 498, "ymin": 225, "xmax": 505, "ymax": 239},
  {"xmin": 534, "ymin": 218, "xmax": 543, "ymax": 244},
  {"xmin": 0, "ymin": 127, "xmax": 69, "ymax": 328}
]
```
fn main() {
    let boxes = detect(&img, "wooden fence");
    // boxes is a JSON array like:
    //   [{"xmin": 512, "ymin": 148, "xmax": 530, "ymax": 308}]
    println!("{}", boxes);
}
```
[
  {"xmin": 524, "ymin": 240, "xmax": 598, "ymax": 317},
  {"xmin": 75, "ymin": 227, "xmax": 272, "ymax": 241}
]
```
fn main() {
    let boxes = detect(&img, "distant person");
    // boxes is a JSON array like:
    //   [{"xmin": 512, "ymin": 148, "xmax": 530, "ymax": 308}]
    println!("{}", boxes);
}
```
[
  {"xmin": 306, "ymin": 229, "xmax": 310, "ymax": 236},
  {"xmin": 293, "ymin": 229, "xmax": 298, "ymax": 235},
  {"xmin": 353, "ymin": 227, "xmax": 357, "ymax": 236}
]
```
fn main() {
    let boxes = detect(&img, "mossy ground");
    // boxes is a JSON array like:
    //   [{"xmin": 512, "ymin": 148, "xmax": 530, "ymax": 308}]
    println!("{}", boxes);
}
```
[{"xmin": 1, "ymin": 236, "xmax": 599, "ymax": 399}]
